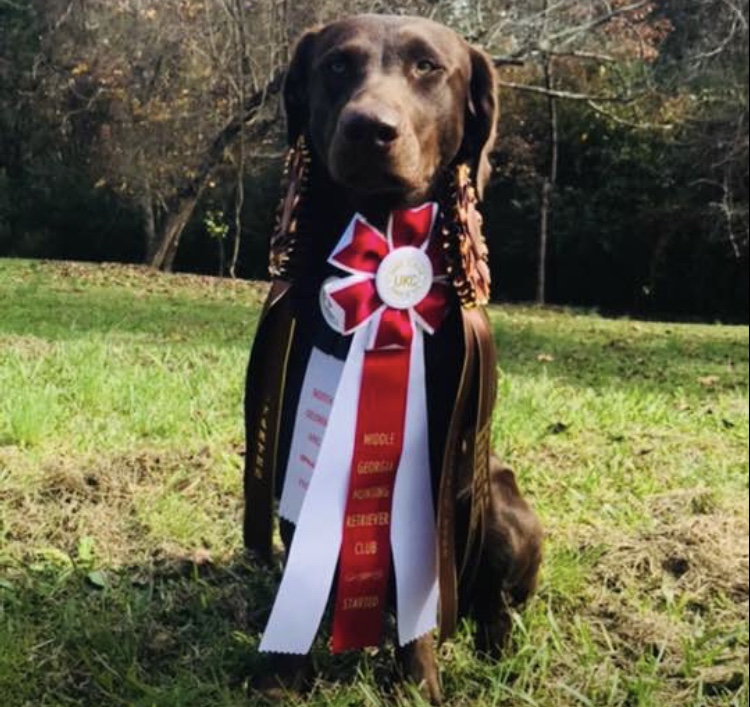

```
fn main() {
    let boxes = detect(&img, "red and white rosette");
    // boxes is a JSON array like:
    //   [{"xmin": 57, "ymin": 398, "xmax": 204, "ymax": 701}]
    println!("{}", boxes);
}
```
[
  {"xmin": 320, "ymin": 203, "xmax": 449, "ymax": 348},
  {"xmin": 261, "ymin": 204, "xmax": 449, "ymax": 655}
]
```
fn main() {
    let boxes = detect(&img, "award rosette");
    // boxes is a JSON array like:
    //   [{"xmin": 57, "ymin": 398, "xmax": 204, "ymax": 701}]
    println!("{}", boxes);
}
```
[{"xmin": 261, "ymin": 203, "xmax": 450, "ymax": 655}]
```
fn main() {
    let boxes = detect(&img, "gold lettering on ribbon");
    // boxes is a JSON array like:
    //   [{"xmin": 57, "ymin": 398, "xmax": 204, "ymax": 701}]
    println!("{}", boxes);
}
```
[
  {"xmin": 343, "ymin": 596, "xmax": 380, "ymax": 612},
  {"xmin": 253, "ymin": 400, "xmax": 272, "ymax": 480},
  {"xmin": 363, "ymin": 433, "xmax": 397, "ymax": 447},
  {"xmin": 357, "ymin": 460, "xmax": 395, "ymax": 476},
  {"xmin": 394, "ymin": 274, "xmax": 419, "ymax": 290},
  {"xmin": 345, "ymin": 570, "xmax": 385, "ymax": 583},
  {"xmin": 354, "ymin": 541, "xmax": 379, "ymax": 556},
  {"xmin": 352, "ymin": 486, "xmax": 391, "ymax": 500},
  {"xmin": 345, "ymin": 512, "xmax": 391, "ymax": 529}
]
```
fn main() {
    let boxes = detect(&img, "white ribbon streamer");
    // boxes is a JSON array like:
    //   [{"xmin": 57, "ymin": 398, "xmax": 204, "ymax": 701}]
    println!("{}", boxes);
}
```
[
  {"xmin": 260, "ymin": 329, "xmax": 367, "ymax": 654},
  {"xmin": 279, "ymin": 348, "xmax": 345, "ymax": 525},
  {"xmin": 391, "ymin": 325, "xmax": 439, "ymax": 646}
]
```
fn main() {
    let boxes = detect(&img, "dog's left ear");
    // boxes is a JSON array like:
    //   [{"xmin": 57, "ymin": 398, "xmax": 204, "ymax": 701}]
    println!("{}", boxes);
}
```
[
  {"xmin": 464, "ymin": 47, "xmax": 499, "ymax": 200},
  {"xmin": 284, "ymin": 29, "xmax": 320, "ymax": 146}
]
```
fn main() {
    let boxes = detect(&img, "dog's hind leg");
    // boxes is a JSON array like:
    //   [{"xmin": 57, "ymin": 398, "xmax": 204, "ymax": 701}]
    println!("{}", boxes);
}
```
[{"xmin": 469, "ymin": 461, "xmax": 543, "ymax": 658}]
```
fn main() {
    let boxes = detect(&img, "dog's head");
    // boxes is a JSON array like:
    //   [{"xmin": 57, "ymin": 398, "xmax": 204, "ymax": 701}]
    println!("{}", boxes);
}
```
[{"xmin": 284, "ymin": 15, "xmax": 498, "ymax": 207}]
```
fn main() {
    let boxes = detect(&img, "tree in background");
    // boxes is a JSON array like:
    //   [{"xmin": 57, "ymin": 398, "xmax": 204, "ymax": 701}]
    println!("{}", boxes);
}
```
[
  {"xmin": 0, "ymin": 0, "xmax": 747, "ymax": 319},
  {"xmin": 0, "ymin": 0, "xmax": 37, "ymax": 249},
  {"xmin": 26, "ymin": 0, "xmax": 287, "ymax": 270},
  {"xmin": 472, "ymin": 0, "xmax": 747, "ymax": 314},
  {"xmin": 659, "ymin": 0, "xmax": 749, "ymax": 258}
]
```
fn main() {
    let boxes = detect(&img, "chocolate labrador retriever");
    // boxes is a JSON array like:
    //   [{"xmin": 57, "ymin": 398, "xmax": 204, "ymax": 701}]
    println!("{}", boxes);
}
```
[{"xmin": 244, "ymin": 14, "xmax": 543, "ymax": 705}]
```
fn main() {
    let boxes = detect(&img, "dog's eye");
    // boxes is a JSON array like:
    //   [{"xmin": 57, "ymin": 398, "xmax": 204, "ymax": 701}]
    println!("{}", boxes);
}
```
[
  {"xmin": 327, "ymin": 58, "xmax": 349, "ymax": 76},
  {"xmin": 415, "ymin": 59, "xmax": 441, "ymax": 75}
]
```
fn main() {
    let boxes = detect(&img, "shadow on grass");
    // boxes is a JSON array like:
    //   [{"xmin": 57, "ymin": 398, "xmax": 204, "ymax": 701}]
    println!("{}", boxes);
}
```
[
  {"xmin": 491, "ymin": 316, "xmax": 749, "ymax": 396},
  {"xmin": 0, "ymin": 289, "xmax": 262, "ymax": 349},
  {"xmin": 0, "ymin": 555, "xmax": 395, "ymax": 707}
]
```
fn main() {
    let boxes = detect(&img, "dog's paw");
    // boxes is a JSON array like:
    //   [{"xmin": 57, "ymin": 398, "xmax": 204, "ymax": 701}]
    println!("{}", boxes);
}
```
[
  {"xmin": 250, "ymin": 654, "xmax": 311, "ymax": 702},
  {"xmin": 420, "ymin": 675, "xmax": 444, "ymax": 706},
  {"xmin": 475, "ymin": 609, "xmax": 513, "ymax": 660},
  {"xmin": 398, "ymin": 637, "xmax": 444, "ymax": 705},
  {"xmin": 252, "ymin": 684, "xmax": 292, "ymax": 704}
]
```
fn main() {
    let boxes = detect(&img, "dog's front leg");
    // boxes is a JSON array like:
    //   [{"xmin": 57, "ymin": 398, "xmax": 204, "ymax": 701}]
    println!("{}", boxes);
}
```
[
  {"xmin": 253, "ymin": 519, "xmax": 313, "ymax": 700},
  {"xmin": 397, "ymin": 635, "xmax": 443, "ymax": 705}
]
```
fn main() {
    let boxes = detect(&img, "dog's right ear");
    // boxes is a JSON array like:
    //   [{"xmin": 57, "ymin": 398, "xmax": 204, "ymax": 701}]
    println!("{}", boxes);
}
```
[
  {"xmin": 464, "ymin": 47, "xmax": 499, "ymax": 200},
  {"xmin": 284, "ymin": 30, "xmax": 320, "ymax": 146}
]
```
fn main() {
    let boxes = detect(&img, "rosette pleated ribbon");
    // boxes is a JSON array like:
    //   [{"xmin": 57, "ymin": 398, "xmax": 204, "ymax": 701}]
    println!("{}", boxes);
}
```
[{"xmin": 260, "ymin": 203, "xmax": 450, "ymax": 655}]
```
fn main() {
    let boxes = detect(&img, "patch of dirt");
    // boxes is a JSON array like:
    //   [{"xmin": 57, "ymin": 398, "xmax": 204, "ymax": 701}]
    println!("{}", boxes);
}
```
[
  {"xmin": 42, "ymin": 260, "xmax": 269, "ymax": 303},
  {"xmin": 0, "ymin": 335, "xmax": 58, "ymax": 357},
  {"xmin": 597, "ymin": 490, "xmax": 749, "ymax": 607}
]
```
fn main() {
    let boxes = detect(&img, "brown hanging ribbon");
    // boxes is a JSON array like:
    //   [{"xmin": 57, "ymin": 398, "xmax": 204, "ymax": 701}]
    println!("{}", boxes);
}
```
[
  {"xmin": 458, "ymin": 307, "xmax": 497, "ymax": 587},
  {"xmin": 244, "ymin": 137, "xmax": 310, "ymax": 564},
  {"xmin": 436, "ymin": 311, "xmax": 476, "ymax": 643},
  {"xmin": 243, "ymin": 280, "xmax": 297, "ymax": 565},
  {"xmin": 437, "ymin": 306, "xmax": 496, "ymax": 642}
]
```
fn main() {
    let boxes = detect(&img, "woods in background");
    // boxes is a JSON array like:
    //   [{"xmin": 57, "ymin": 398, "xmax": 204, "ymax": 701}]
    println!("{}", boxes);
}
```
[{"xmin": 0, "ymin": 0, "xmax": 747, "ymax": 319}]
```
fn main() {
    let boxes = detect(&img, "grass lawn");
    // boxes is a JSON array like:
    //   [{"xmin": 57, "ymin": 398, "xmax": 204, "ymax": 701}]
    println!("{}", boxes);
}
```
[{"xmin": 0, "ymin": 258, "xmax": 747, "ymax": 707}]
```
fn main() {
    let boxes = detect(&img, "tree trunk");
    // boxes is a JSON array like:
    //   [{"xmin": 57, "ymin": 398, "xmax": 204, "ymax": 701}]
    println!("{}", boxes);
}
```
[
  {"xmin": 140, "ymin": 173, "xmax": 158, "ymax": 261},
  {"xmin": 147, "ymin": 71, "xmax": 284, "ymax": 271},
  {"xmin": 229, "ymin": 0, "xmax": 248, "ymax": 280},
  {"xmin": 537, "ymin": 54, "xmax": 559, "ymax": 305},
  {"xmin": 217, "ymin": 233, "xmax": 226, "ymax": 278},
  {"xmin": 152, "ymin": 193, "xmax": 201, "ymax": 271},
  {"xmin": 229, "ymin": 159, "xmax": 245, "ymax": 279},
  {"xmin": 537, "ymin": 178, "xmax": 552, "ymax": 305}
]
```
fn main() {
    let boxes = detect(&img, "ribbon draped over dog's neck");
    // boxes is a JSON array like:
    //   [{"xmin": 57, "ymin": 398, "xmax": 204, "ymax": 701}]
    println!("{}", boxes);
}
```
[{"xmin": 260, "ymin": 204, "xmax": 447, "ymax": 655}]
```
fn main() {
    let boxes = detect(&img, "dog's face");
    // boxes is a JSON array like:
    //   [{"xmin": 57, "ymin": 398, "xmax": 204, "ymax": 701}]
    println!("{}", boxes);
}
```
[{"xmin": 285, "ymin": 15, "xmax": 498, "ymax": 207}]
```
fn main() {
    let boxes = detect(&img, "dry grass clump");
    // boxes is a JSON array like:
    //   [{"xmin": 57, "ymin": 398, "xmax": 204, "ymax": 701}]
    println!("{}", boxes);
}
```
[
  {"xmin": 579, "ymin": 489, "xmax": 748, "ymax": 697},
  {"xmin": 0, "ymin": 447, "xmax": 244, "ymax": 568}
]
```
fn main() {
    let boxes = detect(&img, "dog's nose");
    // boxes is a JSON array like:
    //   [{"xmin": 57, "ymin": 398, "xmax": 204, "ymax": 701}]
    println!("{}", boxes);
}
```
[{"xmin": 341, "ymin": 108, "xmax": 400, "ymax": 146}]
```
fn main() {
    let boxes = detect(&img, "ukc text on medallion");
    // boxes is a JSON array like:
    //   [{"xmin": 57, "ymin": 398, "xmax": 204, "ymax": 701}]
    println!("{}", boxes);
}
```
[{"xmin": 375, "ymin": 246, "xmax": 433, "ymax": 310}]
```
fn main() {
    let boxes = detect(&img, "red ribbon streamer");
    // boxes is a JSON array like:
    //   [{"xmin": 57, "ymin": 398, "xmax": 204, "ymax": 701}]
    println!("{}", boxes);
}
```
[
  {"xmin": 327, "ymin": 204, "xmax": 448, "ymax": 653},
  {"xmin": 331, "ymin": 348, "xmax": 411, "ymax": 653}
]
